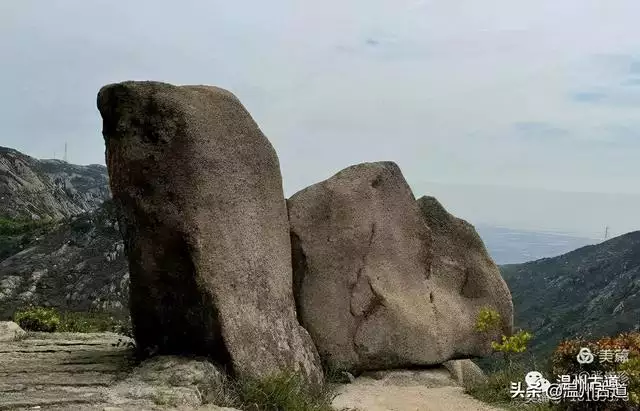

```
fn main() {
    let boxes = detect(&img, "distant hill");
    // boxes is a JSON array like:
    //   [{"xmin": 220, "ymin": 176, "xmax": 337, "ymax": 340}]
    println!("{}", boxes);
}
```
[
  {"xmin": 0, "ymin": 200, "xmax": 128, "ymax": 319},
  {"xmin": 501, "ymin": 231, "xmax": 640, "ymax": 358},
  {"xmin": 476, "ymin": 224, "xmax": 598, "ymax": 264},
  {"xmin": 0, "ymin": 146, "xmax": 110, "ymax": 221}
]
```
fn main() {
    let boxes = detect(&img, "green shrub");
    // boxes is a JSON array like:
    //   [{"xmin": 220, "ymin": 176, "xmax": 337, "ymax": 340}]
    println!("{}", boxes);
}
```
[
  {"xmin": 468, "ymin": 307, "xmax": 553, "ymax": 409},
  {"xmin": 471, "ymin": 311, "xmax": 639, "ymax": 410},
  {"xmin": 466, "ymin": 360, "xmax": 558, "ymax": 410},
  {"xmin": 476, "ymin": 306, "xmax": 502, "ymax": 332},
  {"xmin": 58, "ymin": 310, "xmax": 131, "ymax": 334},
  {"xmin": 492, "ymin": 330, "xmax": 533, "ymax": 355},
  {"xmin": 475, "ymin": 306, "xmax": 533, "ymax": 365},
  {"xmin": 13, "ymin": 305, "xmax": 132, "ymax": 335},
  {"xmin": 208, "ymin": 371, "xmax": 336, "ymax": 411},
  {"xmin": 14, "ymin": 306, "xmax": 61, "ymax": 332},
  {"xmin": 550, "ymin": 331, "xmax": 640, "ymax": 409},
  {"xmin": 619, "ymin": 356, "xmax": 640, "ymax": 406}
]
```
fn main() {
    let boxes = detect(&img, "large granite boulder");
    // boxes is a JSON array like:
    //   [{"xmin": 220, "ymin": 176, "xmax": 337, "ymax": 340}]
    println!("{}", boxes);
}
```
[
  {"xmin": 288, "ymin": 162, "xmax": 512, "ymax": 373},
  {"xmin": 97, "ymin": 81, "xmax": 322, "ymax": 384},
  {"xmin": 417, "ymin": 196, "xmax": 513, "ymax": 356}
]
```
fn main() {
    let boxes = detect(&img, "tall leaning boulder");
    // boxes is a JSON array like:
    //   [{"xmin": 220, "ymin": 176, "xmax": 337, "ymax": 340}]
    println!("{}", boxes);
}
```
[
  {"xmin": 288, "ymin": 162, "xmax": 512, "ymax": 373},
  {"xmin": 97, "ymin": 81, "xmax": 322, "ymax": 384}
]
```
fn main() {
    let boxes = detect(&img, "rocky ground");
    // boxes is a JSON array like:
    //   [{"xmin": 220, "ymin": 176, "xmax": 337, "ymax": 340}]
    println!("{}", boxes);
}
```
[
  {"xmin": 0, "ymin": 326, "xmax": 237, "ymax": 410},
  {"xmin": 333, "ymin": 369, "xmax": 505, "ymax": 411},
  {"xmin": 0, "ymin": 322, "xmax": 504, "ymax": 411}
]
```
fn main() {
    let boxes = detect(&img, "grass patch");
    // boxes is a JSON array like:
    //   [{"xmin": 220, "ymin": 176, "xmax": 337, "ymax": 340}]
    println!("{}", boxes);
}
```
[
  {"xmin": 58, "ymin": 310, "xmax": 132, "ymax": 334},
  {"xmin": 205, "ymin": 371, "xmax": 338, "ymax": 411},
  {"xmin": 13, "ymin": 305, "xmax": 132, "ymax": 335},
  {"xmin": 466, "ymin": 359, "xmax": 559, "ymax": 411}
]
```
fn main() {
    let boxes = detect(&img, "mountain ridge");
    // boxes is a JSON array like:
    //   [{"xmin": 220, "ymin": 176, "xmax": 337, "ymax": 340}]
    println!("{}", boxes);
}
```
[
  {"xmin": 501, "ymin": 230, "xmax": 640, "ymax": 357},
  {"xmin": 0, "ymin": 146, "xmax": 110, "ymax": 220}
]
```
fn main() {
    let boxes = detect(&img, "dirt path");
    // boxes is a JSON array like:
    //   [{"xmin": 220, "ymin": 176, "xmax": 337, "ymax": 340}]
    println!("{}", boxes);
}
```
[{"xmin": 331, "ymin": 368, "xmax": 506, "ymax": 411}]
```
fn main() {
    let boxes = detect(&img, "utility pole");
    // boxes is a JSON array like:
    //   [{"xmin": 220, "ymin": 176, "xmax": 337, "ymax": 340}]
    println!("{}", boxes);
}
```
[
  {"xmin": 63, "ymin": 142, "xmax": 68, "ymax": 163},
  {"xmin": 604, "ymin": 226, "xmax": 609, "ymax": 241}
]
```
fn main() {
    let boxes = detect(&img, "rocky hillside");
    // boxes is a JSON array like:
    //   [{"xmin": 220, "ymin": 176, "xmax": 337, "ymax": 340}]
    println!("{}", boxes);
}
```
[
  {"xmin": 0, "ymin": 146, "xmax": 110, "ymax": 220},
  {"xmin": 0, "ymin": 200, "xmax": 128, "ymax": 320},
  {"xmin": 501, "ymin": 230, "xmax": 640, "ymax": 358}
]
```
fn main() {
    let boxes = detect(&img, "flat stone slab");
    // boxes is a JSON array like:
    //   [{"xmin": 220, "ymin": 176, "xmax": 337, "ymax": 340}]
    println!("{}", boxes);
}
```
[
  {"xmin": 0, "ymin": 332, "xmax": 134, "ymax": 410},
  {"xmin": 0, "ymin": 332, "xmax": 240, "ymax": 410}
]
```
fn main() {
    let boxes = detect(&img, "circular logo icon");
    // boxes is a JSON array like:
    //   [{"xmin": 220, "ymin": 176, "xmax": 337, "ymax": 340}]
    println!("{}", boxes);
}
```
[
  {"xmin": 576, "ymin": 347, "xmax": 594, "ymax": 364},
  {"xmin": 525, "ymin": 371, "xmax": 551, "ymax": 393}
]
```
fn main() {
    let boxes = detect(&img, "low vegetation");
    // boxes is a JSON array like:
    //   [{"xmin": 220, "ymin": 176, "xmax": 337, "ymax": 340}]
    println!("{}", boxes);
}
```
[
  {"xmin": 468, "ymin": 306, "xmax": 639, "ymax": 410},
  {"xmin": 206, "ymin": 371, "xmax": 337, "ymax": 411},
  {"xmin": 13, "ymin": 305, "xmax": 131, "ymax": 335},
  {"xmin": 0, "ymin": 216, "xmax": 56, "ymax": 236},
  {"xmin": 469, "ymin": 306, "xmax": 551, "ymax": 409},
  {"xmin": 13, "ymin": 306, "xmax": 61, "ymax": 332},
  {"xmin": 0, "ymin": 216, "xmax": 58, "ymax": 260},
  {"xmin": 476, "ymin": 306, "xmax": 533, "ymax": 365},
  {"xmin": 467, "ymin": 360, "xmax": 557, "ymax": 410},
  {"xmin": 550, "ymin": 331, "xmax": 640, "ymax": 409}
]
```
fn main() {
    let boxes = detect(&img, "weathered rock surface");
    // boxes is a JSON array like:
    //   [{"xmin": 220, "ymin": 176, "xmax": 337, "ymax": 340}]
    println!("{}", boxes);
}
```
[
  {"xmin": 0, "ymin": 331, "xmax": 240, "ymax": 410},
  {"xmin": 0, "ymin": 331, "xmax": 134, "ymax": 409},
  {"xmin": 288, "ymin": 162, "xmax": 513, "ymax": 373},
  {"xmin": 417, "ymin": 196, "xmax": 513, "ymax": 356},
  {"xmin": 0, "ymin": 146, "xmax": 110, "ymax": 221},
  {"xmin": 331, "ymin": 368, "xmax": 503, "ymax": 411},
  {"xmin": 0, "ymin": 201, "xmax": 129, "ymax": 320},
  {"xmin": 0, "ymin": 321, "xmax": 25, "ymax": 341},
  {"xmin": 443, "ymin": 359, "xmax": 488, "ymax": 390},
  {"xmin": 97, "ymin": 81, "xmax": 322, "ymax": 383},
  {"xmin": 107, "ymin": 355, "xmax": 231, "ymax": 409}
]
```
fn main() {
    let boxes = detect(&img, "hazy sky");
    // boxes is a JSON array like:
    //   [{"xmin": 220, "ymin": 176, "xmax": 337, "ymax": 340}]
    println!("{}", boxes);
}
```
[{"xmin": 2, "ymin": 1, "xmax": 640, "ymax": 236}]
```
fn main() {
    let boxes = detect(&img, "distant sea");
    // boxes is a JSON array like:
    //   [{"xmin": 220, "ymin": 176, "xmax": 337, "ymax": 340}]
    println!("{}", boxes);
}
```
[{"xmin": 474, "ymin": 224, "xmax": 599, "ymax": 265}]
